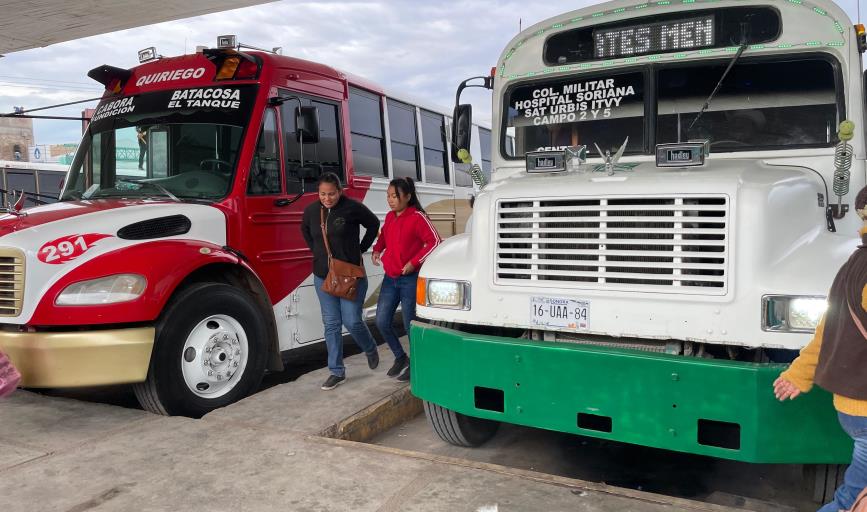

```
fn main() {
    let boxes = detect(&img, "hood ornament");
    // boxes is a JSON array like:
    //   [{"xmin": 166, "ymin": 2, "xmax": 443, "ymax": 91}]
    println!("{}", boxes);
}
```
[
  {"xmin": 3, "ymin": 190, "xmax": 27, "ymax": 217},
  {"xmin": 592, "ymin": 138, "xmax": 638, "ymax": 175}
]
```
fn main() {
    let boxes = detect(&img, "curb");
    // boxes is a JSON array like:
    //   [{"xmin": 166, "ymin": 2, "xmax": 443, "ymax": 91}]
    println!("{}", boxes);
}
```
[{"xmin": 318, "ymin": 384, "xmax": 423, "ymax": 442}]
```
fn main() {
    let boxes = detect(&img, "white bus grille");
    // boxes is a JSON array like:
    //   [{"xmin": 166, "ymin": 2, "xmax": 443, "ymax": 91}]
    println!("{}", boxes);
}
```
[
  {"xmin": 0, "ymin": 248, "xmax": 24, "ymax": 316},
  {"xmin": 495, "ymin": 195, "xmax": 729, "ymax": 294}
]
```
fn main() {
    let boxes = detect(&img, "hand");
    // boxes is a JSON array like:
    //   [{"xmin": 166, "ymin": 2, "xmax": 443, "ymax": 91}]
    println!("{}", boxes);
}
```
[
  {"xmin": 372, "ymin": 252, "xmax": 381, "ymax": 266},
  {"xmin": 401, "ymin": 262, "xmax": 415, "ymax": 275},
  {"xmin": 773, "ymin": 376, "xmax": 802, "ymax": 401}
]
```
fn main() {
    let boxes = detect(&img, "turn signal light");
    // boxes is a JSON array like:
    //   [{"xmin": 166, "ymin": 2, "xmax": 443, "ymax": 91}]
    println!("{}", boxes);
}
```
[
  {"xmin": 235, "ymin": 59, "xmax": 259, "ymax": 80},
  {"xmin": 216, "ymin": 57, "xmax": 241, "ymax": 80},
  {"xmin": 416, "ymin": 277, "xmax": 427, "ymax": 306},
  {"xmin": 107, "ymin": 78, "xmax": 123, "ymax": 94},
  {"xmin": 856, "ymin": 24, "xmax": 867, "ymax": 53}
]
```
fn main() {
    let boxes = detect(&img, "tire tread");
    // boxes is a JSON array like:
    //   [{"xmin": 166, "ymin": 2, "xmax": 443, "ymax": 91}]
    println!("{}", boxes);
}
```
[{"xmin": 424, "ymin": 400, "xmax": 498, "ymax": 447}]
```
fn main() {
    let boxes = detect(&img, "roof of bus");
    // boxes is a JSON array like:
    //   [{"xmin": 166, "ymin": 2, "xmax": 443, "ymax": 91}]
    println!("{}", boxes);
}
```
[
  {"xmin": 497, "ymin": 0, "xmax": 853, "ymax": 75},
  {"xmin": 253, "ymin": 51, "xmax": 458, "ymax": 118}
]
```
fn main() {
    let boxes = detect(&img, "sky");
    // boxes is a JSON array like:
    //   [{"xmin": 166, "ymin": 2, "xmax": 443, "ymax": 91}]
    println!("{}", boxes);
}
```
[{"xmin": 0, "ymin": 0, "xmax": 863, "ymax": 145}]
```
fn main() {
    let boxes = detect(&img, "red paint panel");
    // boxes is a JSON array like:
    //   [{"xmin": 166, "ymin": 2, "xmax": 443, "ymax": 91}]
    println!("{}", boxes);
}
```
[{"xmin": 29, "ymin": 240, "xmax": 257, "ymax": 326}]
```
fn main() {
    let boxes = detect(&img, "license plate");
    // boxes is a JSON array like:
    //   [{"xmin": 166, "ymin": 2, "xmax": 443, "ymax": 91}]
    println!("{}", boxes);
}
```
[{"xmin": 530, "ymin": 296, "xmax": 590, "ymax": 329}]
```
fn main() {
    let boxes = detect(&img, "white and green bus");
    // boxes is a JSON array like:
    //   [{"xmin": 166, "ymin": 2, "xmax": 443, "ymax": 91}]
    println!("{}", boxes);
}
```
[{"xmin": 411, "ymin": 0, "xmax": 863, "ymax": 499}]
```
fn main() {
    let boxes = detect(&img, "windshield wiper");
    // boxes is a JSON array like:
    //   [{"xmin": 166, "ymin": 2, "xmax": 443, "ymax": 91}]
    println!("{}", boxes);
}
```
[
  {"xmin": 686, "ymin": 42, "xmax": 749, "ymax": 137},
  {"xmin": 116, "ymin": 178, "xmax": 181, "ymax": 203}
]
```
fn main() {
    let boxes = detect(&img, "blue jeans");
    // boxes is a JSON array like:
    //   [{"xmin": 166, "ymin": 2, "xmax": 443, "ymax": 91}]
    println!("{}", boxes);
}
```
[
  {"xmin": 375, "ymin": 273, "xmax": 417, "ymax": 360},
  {"xmin": 819, "ymin": 412, "xmax": 867, "ymax": 512},
  {"xmin": 314, "ymin": 275, "xmax": 377, "ymax": 378}
]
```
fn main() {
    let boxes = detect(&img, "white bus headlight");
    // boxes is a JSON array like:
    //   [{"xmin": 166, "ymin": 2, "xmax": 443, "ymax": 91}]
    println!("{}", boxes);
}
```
[
  {"xmin": 762, "ymin": 295, "xmax": 827, "ymax": 333},
  {"xmin": 418, "ymin": 278, "xmax": 471, "ymax": 310},
  {"xmin": 56, "ymin": 274, "xmax": 147, "ymax": 305}
]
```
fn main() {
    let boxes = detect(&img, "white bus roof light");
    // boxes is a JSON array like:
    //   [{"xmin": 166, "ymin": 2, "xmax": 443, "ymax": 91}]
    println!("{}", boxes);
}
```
[
  {"xmin": 137, "ymin": 47, "xmax": 160, "ymax": 63},
  {"xmin": 217, "ymin": 35, "xmax": 237, "ymax": 49}
]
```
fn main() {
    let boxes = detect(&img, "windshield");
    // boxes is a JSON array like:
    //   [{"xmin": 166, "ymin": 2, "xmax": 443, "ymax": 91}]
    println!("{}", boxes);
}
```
[
  {"xmin": 504, "ymin": 57, "xmax": 840, "ymax": 158},
  {"xmin": 62, "ymin": 85, "xmax": 256, "ymax": 201}
]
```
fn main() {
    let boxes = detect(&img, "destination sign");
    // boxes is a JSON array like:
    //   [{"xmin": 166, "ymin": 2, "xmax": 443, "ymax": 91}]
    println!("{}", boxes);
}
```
[{"xmin": 593, "ymin": 15, "xmax": 714, "ymax": 59}]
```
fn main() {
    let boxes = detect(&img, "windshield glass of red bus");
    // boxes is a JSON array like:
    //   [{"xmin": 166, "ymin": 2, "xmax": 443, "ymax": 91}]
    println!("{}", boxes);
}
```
[{"xmin": 62, "ymin": 85, "xmax": 257, "ymax": 202}]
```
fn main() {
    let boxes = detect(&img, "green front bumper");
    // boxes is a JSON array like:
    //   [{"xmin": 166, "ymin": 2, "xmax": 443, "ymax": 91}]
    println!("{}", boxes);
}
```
[{"xmin": 410, "ymin": 322, "xmax": 851, "ymax": 464}]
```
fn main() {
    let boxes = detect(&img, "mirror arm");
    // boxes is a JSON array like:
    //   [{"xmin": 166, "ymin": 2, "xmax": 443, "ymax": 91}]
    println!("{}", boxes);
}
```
[
  {"xmin": 454, "ymin": 76, "xmax": 494, "ymax": 107},
  {"xmin": 270, "ymin": 95, "xmax": 308, "ymax": 206}
]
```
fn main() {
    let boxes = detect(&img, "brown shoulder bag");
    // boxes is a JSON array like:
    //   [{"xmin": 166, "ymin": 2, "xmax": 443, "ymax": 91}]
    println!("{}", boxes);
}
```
[{"xmin": 320, "ymin": 207, "xmax": 365, "ymax": 301}]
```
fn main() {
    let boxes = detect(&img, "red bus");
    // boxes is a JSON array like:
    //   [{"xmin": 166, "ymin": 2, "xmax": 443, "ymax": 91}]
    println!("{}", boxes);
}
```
[{"xmin": 0, "ymin": 37, "xmax": 488, "ymax": 416}]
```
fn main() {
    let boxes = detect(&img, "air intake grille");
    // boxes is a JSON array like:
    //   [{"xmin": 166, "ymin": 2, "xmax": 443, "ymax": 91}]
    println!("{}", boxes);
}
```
[
  {"xmin": 495, "ymin": 195, "xmax": 729, "ymax": 294},
  {"xmin": 118, "ymin": 215, "xmax": 191, "ymax": 240},
  {"xmin": 0, "ymin": 248, "xmax": 25, "ymax": 316}
]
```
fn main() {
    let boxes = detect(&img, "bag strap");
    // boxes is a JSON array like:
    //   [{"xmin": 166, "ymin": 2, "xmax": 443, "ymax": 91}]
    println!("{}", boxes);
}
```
[
  {"xmin": 319, "ymin": 207, "xmax": 333, "ymax": 261},
  {"xmin": 848, "ymin": 301, "xmax": 867, "ymax": 340}
]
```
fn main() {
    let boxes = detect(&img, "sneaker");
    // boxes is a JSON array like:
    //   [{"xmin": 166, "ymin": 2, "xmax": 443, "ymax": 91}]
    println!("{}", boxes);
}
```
[
  {"xmin": 396, "ymin": 366, "xmax": 410, "ymax": 382},
  {"xmin": 367, "ymin": 350, "xmax": 379, "ymax": 370},
  {"xmin": 387, "ymin": 355, "xmax": 408, "ymax": 378},
  {"xmin": 321, "ymin": 374, "xmax": 346, "ymax": 390}
]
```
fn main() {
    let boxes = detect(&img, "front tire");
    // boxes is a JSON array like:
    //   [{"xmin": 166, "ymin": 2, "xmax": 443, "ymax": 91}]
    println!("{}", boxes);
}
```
[
  {"xmin": 134, "ymin": 282, "xmax": 268, "ymax": 417},
  {"xmin": 424, "ymin": 400, "xmax": 500, "ymax": 447}
]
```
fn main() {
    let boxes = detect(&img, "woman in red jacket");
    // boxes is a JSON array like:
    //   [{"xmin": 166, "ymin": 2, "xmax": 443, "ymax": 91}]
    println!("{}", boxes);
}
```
[{"xmin": 372, "ymin": 177, "xmax": 441, "ymax": 382}]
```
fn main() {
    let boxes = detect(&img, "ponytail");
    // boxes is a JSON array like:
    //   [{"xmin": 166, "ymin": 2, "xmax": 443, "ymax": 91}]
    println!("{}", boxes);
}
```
[{"xmin": 389, "ymin": 177, "xmax": 425, "ymax": 214}]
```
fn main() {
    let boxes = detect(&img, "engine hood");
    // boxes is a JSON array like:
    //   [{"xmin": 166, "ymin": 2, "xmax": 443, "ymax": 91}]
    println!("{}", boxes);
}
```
[{"xmin": 0, "ymin": 200, "xmax": 228, "ymax": 324}]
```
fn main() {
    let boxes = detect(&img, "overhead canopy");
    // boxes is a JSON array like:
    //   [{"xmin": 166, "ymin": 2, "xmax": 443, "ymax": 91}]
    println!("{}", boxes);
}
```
[{"xmin": 0, "ymin": 0, "xmax": 276, "ymax": 55}]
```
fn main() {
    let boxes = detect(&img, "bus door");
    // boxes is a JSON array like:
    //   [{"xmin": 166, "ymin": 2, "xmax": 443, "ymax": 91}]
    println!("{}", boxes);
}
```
[{"xmin": 239, "ymin": 106, "xmax": 307, "ymax": 352}]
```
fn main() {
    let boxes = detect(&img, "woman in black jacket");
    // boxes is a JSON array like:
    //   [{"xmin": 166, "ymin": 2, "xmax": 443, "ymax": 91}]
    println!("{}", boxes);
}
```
[{"xmin": 301, "ymin": 173, "xmax": 381, "ymax": 390}]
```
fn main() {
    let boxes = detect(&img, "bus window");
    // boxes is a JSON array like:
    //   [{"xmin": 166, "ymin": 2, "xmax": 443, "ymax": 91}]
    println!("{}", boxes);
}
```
[
  {"xmin": 479, "ymin": 127, "xmax": 492, "ymax": 183},
  {"xmin": 282, "ymin": 96, "xmax": 343, "ymax": 192},
  {"xmin": 349, "ymin": 87, "xmax": 386, "ymax": 177},
  {"xmin": 248, "ymin": 109, "xmax": 281, "ymax": 195},
  {"xmin": 420, "ymin": 109, "xmax": 448, "ymax": 185},
  {"xmin": 505, "ymin": 71, "xmax": 645, "ymax": 158},
  {"xmin": 657, "ymin": 59, "xmax": 839, "ymax": 152},
  {"xmin": 454, "ymin": 162, "xmax": 473, "ymax": 187},
  {"xmin": 149, "ymin": 128, "xmax": 169, "ymax": 178},
  {"xmin": 36, "ymin": 171, "xmax": 64, "ymax": 203},
  {"xmin": 7, "ymin": 171, "xmax": 37, "ymax": 207},
  {"xmin": 387, "ymin": 99, "xmax": 420, "ymax": 180},
  {"xmin": 115, "ymin": 126, "xmax": 146, "ymax": 178}
]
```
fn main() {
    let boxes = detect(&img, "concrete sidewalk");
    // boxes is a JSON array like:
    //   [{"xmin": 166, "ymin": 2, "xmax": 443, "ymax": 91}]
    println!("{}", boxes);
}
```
[{"xmin": 0, "ymin": 342, "xmax": 742, "ymax": 512}]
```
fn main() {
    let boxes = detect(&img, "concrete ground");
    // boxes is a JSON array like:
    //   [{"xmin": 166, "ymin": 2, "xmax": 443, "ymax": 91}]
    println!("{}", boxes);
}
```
[
  {"xmin": 372, "ymin": 416, "xmax": 809, "ymax": 512},
  {"xmin": 0, "ymin": 340, "xmax": 743, "ymax": 512}
]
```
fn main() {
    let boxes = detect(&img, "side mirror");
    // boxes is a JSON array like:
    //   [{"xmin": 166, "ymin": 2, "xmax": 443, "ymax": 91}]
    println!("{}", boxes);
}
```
[
  {"xmin": 296, "ymin": 106, "xmax": 320, "ymax": 144},
  {"xmin": 451, "ymin": 104, "xmax": 472, "ymax": 163}
]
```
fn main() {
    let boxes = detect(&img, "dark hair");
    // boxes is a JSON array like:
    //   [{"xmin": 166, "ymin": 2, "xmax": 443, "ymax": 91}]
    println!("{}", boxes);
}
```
[
  {"xmin": 318, "ymin": 172, "xmax": 342, "ymax": 190},
  {"xmin": 389, "ymin": 177, "xmax": 424, "ymax": 213},
  {"xmin": 857, "ymin": 185, "xmax": 867, "ymax": 212}
]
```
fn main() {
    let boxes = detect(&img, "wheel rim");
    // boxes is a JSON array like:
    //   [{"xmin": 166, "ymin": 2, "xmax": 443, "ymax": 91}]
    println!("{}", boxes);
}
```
[{"xmin": 180, "ymin": 314, "xmax": 249, "ymax": 399}]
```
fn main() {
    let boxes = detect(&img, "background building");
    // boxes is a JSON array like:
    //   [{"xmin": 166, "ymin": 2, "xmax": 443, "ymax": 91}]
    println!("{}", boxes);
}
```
[{"xmin": 0, "ymin": 117, "xmax": 34, "ymax": 162}]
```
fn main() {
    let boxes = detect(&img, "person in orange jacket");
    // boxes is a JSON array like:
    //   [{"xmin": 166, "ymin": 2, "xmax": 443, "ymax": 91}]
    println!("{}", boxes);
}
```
[
  {"xmin": 372, "ymin": 177, "xmax": 441, "ymax": 382},
  {"xmin": 774, "ymin": 186, "xmax": 867, "ymax": 512}
]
